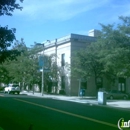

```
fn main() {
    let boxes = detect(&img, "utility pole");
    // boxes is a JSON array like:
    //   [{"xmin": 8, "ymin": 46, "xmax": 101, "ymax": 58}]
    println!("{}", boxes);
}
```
[{"xmin": 55, "ymin": 39, "xmax": 58, "ymax": 93}]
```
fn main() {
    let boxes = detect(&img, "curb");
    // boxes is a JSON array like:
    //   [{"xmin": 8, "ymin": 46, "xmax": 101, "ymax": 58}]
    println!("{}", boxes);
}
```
[{"xmin": 20, "ymin": 92, "xmax": 130, "ymax": 110}]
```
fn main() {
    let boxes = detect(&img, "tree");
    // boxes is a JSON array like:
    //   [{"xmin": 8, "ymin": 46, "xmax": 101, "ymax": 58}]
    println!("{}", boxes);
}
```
[
  {"xmin": 0, "ymin": 39, "xmax": 27, "ymax": 84},
  {"xmin": 0, "ymin": 0, "xmax": 23, "ymax": 64},
  {"xmin": 98, "ymin": 16, "xmax": 130, "ymax": 78},
  {"xmin": 0, "ymin": 26, "xmax": 21, "ymax": 63},
  {"xmin": 0, "ymin": 0, "xmax": 23, "ymax": 16},
  {"xmin": 72, "ymin": 16, "xmax": 130, "ymax": 93},
  {"xmin": 72, "ymin": 44, "xmax": 104, "ymax": 91},
  {"xmin": 0, "ymin": 65, "xmax": 10, "ymax": 84},
  {"xmin": 38, "ymin": 52, "xmax": 62, "ymax": 93},
  {"xmin": 2, "ymin": 40, "xmax": 42, "ymax": 91}
]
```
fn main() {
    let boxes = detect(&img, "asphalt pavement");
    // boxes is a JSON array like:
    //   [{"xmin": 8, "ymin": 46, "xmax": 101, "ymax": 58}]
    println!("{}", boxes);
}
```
[
  {"xmin": 1, "ymin": 94, "xmax": 127, "ymax": 130},
  {"xmin": 20, "ymin": 91, "xmax": 130, "ymax": 110}
]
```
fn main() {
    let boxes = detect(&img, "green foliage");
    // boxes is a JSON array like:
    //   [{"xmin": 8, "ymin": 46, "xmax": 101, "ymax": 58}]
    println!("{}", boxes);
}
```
[
  {"xmin": 0, "ymin": 0, "xmax": 24, "ymax": 84},
  {"xmin": 0, "ymin": 26, "xmax": 21, "ymax": 63},
  {"xmin": 0, "ymin": 66, "xmax": 10, "ymax": 83},
  {"xmin": 72, "ymin": 16, "xmax": 130, "ymax": 89},
  {"xmin": 1, "ymin": 41, "xmax": 60, "ymax": 92},
  {"xmin": 0, "ymin": 26, "xmax": 15, "ymax": 48},
  {"xmin": 99, "ymin": 16, "xmax": 130, "ymax": 78},
  {"xmin": 0, "ymin": 0, "xmax": 23, "ymax": 64},
  {"xmin": 72, "ymin": 43, "xmax": 104, "ymax": 89},
  {"xmin": 0, "ymin": 0, "xmax": 23, "ymax": 16},
  {"xmin": 1, "ymin": 40, "xmax": 42, "ymax": 89}
]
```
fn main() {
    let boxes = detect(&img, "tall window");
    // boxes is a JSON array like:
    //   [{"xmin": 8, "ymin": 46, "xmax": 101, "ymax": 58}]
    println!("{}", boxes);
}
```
[
  {"xmin": 61, "ymin": 53, "xmax": 65, "ymax": 66},
  {"xmin": 61, "ymin": 76, "xmax": 65, "ymax": 89},
  {"xmin": 118, "ymin": 78, "xmax": 126, "ymax": 92}
]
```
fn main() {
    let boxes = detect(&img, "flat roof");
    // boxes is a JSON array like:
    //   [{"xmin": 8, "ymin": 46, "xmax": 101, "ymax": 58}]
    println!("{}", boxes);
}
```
[{"xmin": 43, "ymin": 33, "xmax": 96, "ymax": 49}]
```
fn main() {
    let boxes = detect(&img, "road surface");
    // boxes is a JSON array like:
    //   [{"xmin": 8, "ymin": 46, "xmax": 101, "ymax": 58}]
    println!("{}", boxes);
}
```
[{"xmin": 0, "ymin": 93, "xmax": 129, "ymax": 130}]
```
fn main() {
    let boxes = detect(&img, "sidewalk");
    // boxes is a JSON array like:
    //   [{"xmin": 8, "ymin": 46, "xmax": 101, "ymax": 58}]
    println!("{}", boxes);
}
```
[{"xmin": 20, "ymin": 91, "xmax": 130, "ymax": 110}]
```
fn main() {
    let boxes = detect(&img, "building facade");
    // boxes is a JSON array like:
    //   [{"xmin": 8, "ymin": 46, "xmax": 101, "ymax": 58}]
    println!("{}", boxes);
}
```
[
  {"xmin": 42, "ymin": 33, "xmax": 97, "ymax": 96},
  {"xmin": 41, "ymin": 32, "xmax": 130, "ymax": 96}
]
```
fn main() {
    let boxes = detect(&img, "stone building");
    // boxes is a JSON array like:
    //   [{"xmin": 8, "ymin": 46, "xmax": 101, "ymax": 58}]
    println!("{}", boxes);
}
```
[
  {"xmin": 40, "ymin": 30, "xmax": 130, "ymax": 96},
  {"xmin": 42, "ymin": 32, "xmax": 96, "ymax": 96}
]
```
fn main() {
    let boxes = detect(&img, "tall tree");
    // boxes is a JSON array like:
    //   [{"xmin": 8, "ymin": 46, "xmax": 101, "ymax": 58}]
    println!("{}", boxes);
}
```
[
  {"xmin": 2, "ymin": 40, "xmax": 41, "ymax": 90},
  {"xmin": 1, "ymin": 39, "xmax": 27, "ymax": 84},
  {"xmin": 99, "ymin": 16, "xmax": 130, "ymax": 78},
  {"xmin": 0, "ymin": 0, "xmax": 23, "ymax": 63},
  {"xmin": 72, "ymin": 16, "xmax": 130, "ymax": 92},
  {"xmin": 72, "ymin": 43, "xmax": 104, "ymax": 91}
]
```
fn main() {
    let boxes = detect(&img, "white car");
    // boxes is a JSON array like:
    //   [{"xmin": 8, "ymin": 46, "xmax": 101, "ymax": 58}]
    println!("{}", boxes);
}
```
[{"xmin": 4, "ymin": 84, "xmax": 20, "ymax": 94}]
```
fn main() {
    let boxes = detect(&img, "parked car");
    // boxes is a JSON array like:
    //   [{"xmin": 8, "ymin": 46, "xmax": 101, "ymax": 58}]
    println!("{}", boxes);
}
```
[
  {"xmin": 4, "ymin": 84, "xmax": 20, "ymax": 94},
  {"xmin": 106, "ymin": 90, "xmax": 129, "ymax": 100}
]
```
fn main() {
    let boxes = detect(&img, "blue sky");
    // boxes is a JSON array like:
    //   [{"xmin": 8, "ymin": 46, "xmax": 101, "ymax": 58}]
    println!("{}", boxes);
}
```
[{"xmin": 0, "ymin": 0, "xmax": 130, "ymax": 47}]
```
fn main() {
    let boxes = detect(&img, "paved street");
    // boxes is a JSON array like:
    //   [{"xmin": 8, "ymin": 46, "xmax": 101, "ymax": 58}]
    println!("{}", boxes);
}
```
[
  {"xmin": 1, "ymin": 91, "xmax": 130, "ymax": 110},
  {"xmin": 0, "ymin": 93, "xmax": 130, "ymax": 130},
  {"xmin": 21, "ymin": 91, "xmax": 130, "ymax": 109}
]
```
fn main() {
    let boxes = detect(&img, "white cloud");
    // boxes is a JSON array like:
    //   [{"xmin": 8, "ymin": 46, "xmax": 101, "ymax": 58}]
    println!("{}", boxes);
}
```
[{"xmin": 15, "ymin": 0, "xmax": 110, "ymax": 21}]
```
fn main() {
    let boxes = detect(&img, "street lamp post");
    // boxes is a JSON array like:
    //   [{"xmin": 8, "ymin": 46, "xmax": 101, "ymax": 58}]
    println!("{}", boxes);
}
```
[
  {"xmin": 41, "ymin": 45, "xmax": 44, "ymax": 96},
  {"xmin": 35, "ymin": 40, "xmax": 50, "ymax": 96},
  {"xmin": 55, "ymin": 39, "xmax": 58, "ymax": 93}
]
